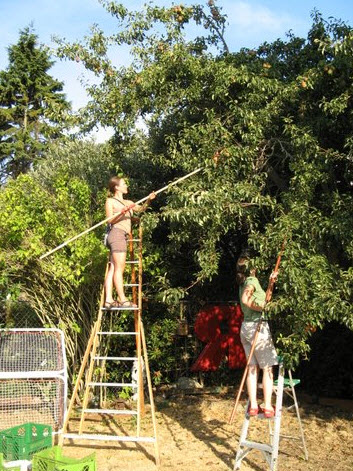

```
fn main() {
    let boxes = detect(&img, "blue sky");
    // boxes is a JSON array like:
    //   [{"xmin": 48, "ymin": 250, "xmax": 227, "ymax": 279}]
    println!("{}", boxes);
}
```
[{"xmin": 1, "ymin": 0, "xmax": 353, "ymax": 140}]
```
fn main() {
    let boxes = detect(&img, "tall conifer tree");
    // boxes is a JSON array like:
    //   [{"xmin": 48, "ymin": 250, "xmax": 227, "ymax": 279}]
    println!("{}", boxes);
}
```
[{"xmin": 0, "ymin": 26, "xmax": 71, "ymax": 182}]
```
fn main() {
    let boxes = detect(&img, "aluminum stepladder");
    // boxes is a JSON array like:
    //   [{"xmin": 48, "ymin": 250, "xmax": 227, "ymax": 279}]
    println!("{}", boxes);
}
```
[
  {"xmin": 59, "ymin": 223, "xmax": 160, "ymax": 467},
  {"xmin": 234, "ymin": 362, "xmax": 308, "ymax": 470}
]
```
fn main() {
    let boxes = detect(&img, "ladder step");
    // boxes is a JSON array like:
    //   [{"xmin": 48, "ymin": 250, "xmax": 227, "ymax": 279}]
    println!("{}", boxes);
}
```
[
  {"xmin": 127, "ymin": 239, "xmax": 141, "ymax": 242},
  {"xmin": 101, "ymin": 306, "xmax": 139, "ymax": 311},
  {"xmin": 83, "ymin": 409, "xmax": 138, "ymax": 415},
  {"xmin": 97, "ymin": 332, "xmax": 137, "ymax": 336},
  {"xmin": 63, "ymin": 433, "xmax": 156, "ymax": 443},
  {"xmin": 93, "ymin": 356, "xmax": 137, "ymax": 361},
  {"xmin": 87, "ymin": 381, "xmax": 137, "ymax": 388},
  {"xmin": 88, "ymin": 382, "xmax": 137, "ymax": 388},
  {"xmin": 87, "ymin": 382, "xmax": 137, "ymax": 388},
  {"xmin": 240, "ymin": 440, "xmax": 273, "ymax": 453},
  {"xmin": 126, "ymin": 261, "xmax": 139, "ymax": 264},
  {"xmin": 124, "ymin": 284, "xmax": 139, "ymax": 287},
  {"xmin": 279, "ymin": 378, "xmax": 301, "ymax": 387}
]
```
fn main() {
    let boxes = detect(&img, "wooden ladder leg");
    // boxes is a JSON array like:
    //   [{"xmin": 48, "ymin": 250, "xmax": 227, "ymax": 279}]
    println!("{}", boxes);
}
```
[
  {"xmin": 141, "ymin": 320, "xmax": 161, "ymax": 468},
  {"xmin": 99, "ymin": 312, "xmax": 112, "ymax": 409},
  {"xmin": 136, "ymin": 311, "xmax": 142, "ymax": 437},
  {"xmin": 59, "ymin": 261, "xmax": 109, "ymax": 445},
  {"xmin": 137, "ymin": 224, "xmax": 145, "ymax": 434},
  {"xmin": 58, "ymin": 318, "xmax": 98, "ymax": 446},
  {"xmin": 77, "ymin": 262, "xmax": 108, "ymax": 435},
  {"xmin": 130, "ymin": 225, "xmax": 145, "ymax": 423},
  {"xmin": 78, "ymin": 310, "xmax": 103, "ymax": 434},
  {"xmin": 137, "ymin": 224, "xmax": 145, "ymax": 417}
]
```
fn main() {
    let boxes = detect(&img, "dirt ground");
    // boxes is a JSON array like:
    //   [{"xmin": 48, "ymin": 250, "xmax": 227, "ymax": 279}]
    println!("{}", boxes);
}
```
[{"xmin": 61, "ymin": 389, "xmax": 353, "ymax": 471}]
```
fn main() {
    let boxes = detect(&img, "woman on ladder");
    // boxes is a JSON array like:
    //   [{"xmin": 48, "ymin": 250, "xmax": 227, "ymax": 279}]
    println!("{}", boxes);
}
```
[
  {"xmin": 236, "ymin": 252, "xmax": 278, "ymax": 418},
  {"xmin": 104, "ymin": 176, "xmax": 155, "ymax": 309}
]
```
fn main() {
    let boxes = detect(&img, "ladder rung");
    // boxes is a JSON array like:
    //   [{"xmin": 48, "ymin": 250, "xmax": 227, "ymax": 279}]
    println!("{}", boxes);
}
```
[
  {"xmin": 63, "ymin": 433, "xmax": 156, "ymax": 443},
  {"xmin": 97, "ymin": 332, "xmax": 137, "ymax": 336},
  {"xmin": 126, "ymin": 260, "xmax": 139, "ymax": 264},
  {"xmin": 127, "ymin": 239, "xmax": 141, "ymax": 242},
  {"xmin": 124, "ymin": 283, "xmax": 139, "ymax": 287},
  {"xmin": 114, "ymin": 306, "xmax": 139, "ymax": 310},
  {"xmin": 282, "ymin": 379, "xmax": 301, "ymax": 387},
  {"xmin": 83, "ymin": 409, "xmax": 138, "ymax": 415},
  {"xmin": 240, "ymin": 440, "xmax": 272, "ymax": 453},
  {"xmin": 93, "ymin": 356, "xmax": 137, "ymax": 361},
  {"xmin": 102, "ymin": 307, "xmax": 139, "ymax": 311},
  {"xmin": 88, "ymin": 382, "xmax": 137, "ymax": 387}
]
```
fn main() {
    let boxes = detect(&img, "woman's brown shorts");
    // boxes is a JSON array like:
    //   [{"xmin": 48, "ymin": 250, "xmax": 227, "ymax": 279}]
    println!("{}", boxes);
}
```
[{"xmin": 107, "ymin": 227, "xmax": 128, "ymax": 253}]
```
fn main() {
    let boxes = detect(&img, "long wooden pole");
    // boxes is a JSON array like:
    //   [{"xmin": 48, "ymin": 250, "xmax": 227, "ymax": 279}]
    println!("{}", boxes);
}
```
[
  {"xmin": 228, "ymin": 239, "xmax": 286, "ymax": 424},
  {"xmin": 40, "ymin": 167, "xmax": 202, "ymax": 260}
]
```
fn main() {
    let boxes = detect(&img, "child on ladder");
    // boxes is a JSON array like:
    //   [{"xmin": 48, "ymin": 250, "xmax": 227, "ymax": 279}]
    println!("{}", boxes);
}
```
[
  {"xmin": 236, "ymin": 251, "xmax": 278, "ymax": 418},
  {"xmin": 104, "ymin": 176, "xmax": 155, "ymax": 309}
]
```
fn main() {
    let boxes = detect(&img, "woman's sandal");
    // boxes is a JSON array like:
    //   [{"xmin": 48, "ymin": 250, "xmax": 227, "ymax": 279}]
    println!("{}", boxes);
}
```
[
  {"xmin": 104, "ymin": 300, "xmax": 120, "ymax": 309},
  {"xmin": 263, "ymin": 406, "xmax": 276, "ymax": 418},
  {"xmin": 247, "ymin": 405, "xmax": 263, "ymax": 417},
  {"xmin": 118, "ymin": 300, "xmax": 137, "ymax": 308}
]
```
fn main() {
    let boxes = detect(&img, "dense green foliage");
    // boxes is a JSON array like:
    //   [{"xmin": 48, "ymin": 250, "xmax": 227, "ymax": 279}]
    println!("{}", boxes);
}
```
[
  {"xmin": 0, "ymin": 2, "xmax": 352, "ymax": 392},
  {"xmin": 54, "ymin": 3, "xmax": 353, "ymax": 369},
  {"xmin": 0, "ymin": 141, "xmax": 113, "ymax": 367},
  {"xmin": 0, "ymin": 27, "xmax": 71, "ymax": 182}
]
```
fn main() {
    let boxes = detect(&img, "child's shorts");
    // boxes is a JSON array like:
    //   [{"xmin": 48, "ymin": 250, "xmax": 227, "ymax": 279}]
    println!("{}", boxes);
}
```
[{"xmin": 240, "ymin": 321, "xmax": 278, "ymax": 368}]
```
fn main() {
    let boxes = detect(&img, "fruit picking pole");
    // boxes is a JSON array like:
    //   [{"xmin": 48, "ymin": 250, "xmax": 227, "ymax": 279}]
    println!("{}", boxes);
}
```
[{"xmin": 40, "ymin": 167, "xmax": 202, "ymax": 260}]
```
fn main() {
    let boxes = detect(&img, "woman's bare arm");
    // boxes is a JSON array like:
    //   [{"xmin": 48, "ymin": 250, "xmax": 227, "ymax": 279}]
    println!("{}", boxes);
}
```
[{"xmin": 134, "ymin": 192, "xmax": 156, "ymax": 213}]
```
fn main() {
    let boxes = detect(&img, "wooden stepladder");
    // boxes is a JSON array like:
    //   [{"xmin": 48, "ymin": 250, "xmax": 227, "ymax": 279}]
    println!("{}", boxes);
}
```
[
  {"xmin": 60, "ymin": 223, "xmax": 160, "ymax": 467},
  {"xmin": 234, "ymin": 363, "xmax": 308, "ymax": 471}
]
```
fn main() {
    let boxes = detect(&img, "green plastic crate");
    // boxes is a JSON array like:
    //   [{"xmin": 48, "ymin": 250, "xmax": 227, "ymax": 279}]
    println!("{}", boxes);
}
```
[
  {"xmin": 32, "ymin": 446, "xmax": 96, "ymax": 471},
  {"xmin": 0, "ymin": 453, "xmax": 21, "ymax": 471},
  {"xmin": 0, "ymin": 423, "xmax": 52, "ymax": 461}
]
